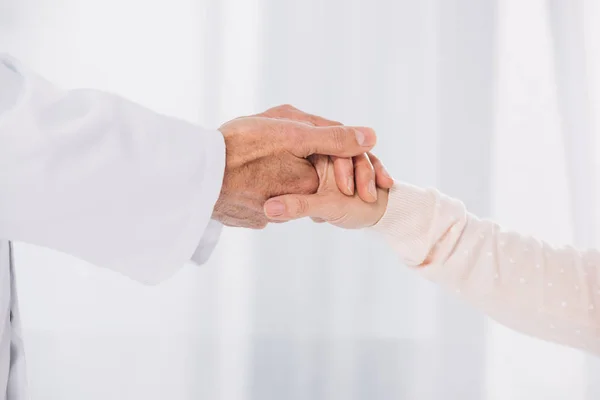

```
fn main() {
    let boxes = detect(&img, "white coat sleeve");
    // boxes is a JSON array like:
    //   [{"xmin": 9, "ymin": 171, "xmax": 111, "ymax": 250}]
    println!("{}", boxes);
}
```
[{"xmin": 0, "ymin": 55, "xmax": 225, "ymax": 285}]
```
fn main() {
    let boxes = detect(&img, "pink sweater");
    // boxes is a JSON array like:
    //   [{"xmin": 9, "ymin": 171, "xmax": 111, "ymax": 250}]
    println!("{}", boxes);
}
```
[{"xmin": 373, "ymin": 183, "xmax": 600, "ymax": 355}]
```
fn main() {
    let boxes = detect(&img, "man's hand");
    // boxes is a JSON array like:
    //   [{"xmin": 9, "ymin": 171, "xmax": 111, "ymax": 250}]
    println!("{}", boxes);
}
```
[
  {"xmin": 212, "ymin": 116, "xmax": 377, "ymax": 228},
  {"xmin": 263, "ymin": 154, "xmax": 392, "ymax": 229},
  {"xmin": 247, "ymin": 105, "xmax": 394, "ymax": 202}
]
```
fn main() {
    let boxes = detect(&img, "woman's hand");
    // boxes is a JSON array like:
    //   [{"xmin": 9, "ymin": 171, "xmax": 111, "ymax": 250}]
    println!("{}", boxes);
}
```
[{"xmin": 263, "ymin": 153, "xmax": 393, "ymax": 229}]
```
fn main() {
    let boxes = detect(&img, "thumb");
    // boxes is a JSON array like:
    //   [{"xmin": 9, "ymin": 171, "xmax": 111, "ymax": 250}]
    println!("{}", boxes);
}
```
[
  {"xmin": 285, "ymin": 123, "xmax": 377, "ymax": 158},
  {"xmin": 264, "ymin": 194, "xmax": 330, "ymax": 221}
]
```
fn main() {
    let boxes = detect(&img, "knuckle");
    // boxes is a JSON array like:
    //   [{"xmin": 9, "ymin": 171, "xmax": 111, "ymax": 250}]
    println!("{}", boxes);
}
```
[
  {"xmin": 293, "ymin": 197, "xmax": 309, "ymax": 216},
  {"xmin": 263, "ymin": 104, "xmax": 289, "ymax": 118},
  {"xmin": 330, "ymin": 126, "xmax": 349, "ymax": 151},
  {"xmin": 272, "ymin": 104, "xmax": 294, "ymax": 114},
  {"xmin": 306, "ymin": 115, "xmax": 319, "ymax": 125},
  {"xmin": 313, "ymin": 115, "xmax": 340, "ymax": 127}
]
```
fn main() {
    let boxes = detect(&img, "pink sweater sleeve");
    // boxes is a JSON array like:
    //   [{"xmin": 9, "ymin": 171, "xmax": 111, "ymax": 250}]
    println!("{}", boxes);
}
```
[{"xmin": 372, "ymin": 183, "xmax": 600, "ymax": 354}]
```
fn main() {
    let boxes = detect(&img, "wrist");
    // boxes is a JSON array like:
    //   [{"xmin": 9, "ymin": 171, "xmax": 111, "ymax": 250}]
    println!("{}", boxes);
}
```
[{"xmin": 211, "ymin": 128, "xmax": 229, "ymax": 221}]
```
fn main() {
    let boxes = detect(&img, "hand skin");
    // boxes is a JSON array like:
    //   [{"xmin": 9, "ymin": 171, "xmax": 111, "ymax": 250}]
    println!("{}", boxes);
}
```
[
  {"xmin": 245, "ymin": 104, "xmax": 394, "ymax": 201},
  {"xmin": 212, "ymin": 115, "xmax": 379, "ymax": 229},
  {"xmin": 263, "ymin": 154, "xmax": 391, "ymax": 229}
]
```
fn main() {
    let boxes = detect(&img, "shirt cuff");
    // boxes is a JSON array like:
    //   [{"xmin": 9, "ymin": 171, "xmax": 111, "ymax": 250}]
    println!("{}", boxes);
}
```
[
  {"xmin": 370, "ymin": 182, "xmax": 439, "ymax": 266},
  {"xmin": 190, "ymin": 219, "xmax": 223, "ymax": 265},
  {"xmin": 186, "ymin": 128, "xmax": 226, "ymax": 267}
]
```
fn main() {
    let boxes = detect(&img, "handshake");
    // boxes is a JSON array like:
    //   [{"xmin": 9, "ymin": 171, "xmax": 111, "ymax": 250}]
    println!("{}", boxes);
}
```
[{"xmin": 212, "ymin": 104, "xmax": 394, "ymax": 230}]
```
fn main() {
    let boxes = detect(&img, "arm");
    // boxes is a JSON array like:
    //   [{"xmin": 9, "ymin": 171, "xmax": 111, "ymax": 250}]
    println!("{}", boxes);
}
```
[
  {"xmin": 0, "ymin": 55, "xmax": 225, "ymax": 285},
  {"xmin": 0, "ymin": 56, "xmax": 380, "ymax": 284},
  {"xmin": 265, "ymin": 155, "xmax": 600, "ymax": 354},
  {"xmin": 372, "ymin": 183, "xmax": 600, "ymax": 354}
]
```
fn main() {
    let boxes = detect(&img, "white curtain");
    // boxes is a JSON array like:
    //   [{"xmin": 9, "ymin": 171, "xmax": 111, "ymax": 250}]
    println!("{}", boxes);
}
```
[{"xmin": 2, "ymin": 0, "xmax": 600, "ymax": 398}]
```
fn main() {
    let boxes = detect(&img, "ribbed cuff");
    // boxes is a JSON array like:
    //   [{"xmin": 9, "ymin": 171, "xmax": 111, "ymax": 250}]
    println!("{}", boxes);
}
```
[{"xmin": 370, "ymin": 183, "xmax": 438, "ymax": 266}]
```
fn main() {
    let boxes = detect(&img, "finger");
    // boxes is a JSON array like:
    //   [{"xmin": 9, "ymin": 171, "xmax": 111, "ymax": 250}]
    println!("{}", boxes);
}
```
[
  {"xmin": 307, "ymin": 154, "xmax": 332, "ymax": 191},
  {"xmin": 264, "ymin": 194, "xmax": 328, "ymax": 221},
  {"xmin": 261, "ymin": 105, "xmax": 342, "ymax": 127},
  {"xmin": 286, "ymin": 123, "xmax": 377, "ymax": 158},
  {"xmin": 272, "ymin": 111, "xmax": 350, "ymax": 195},
  {"xmin": 277, "ymin": 113, "xmax": 353, "ymax": 196},
  {"xmin": 311, "ymin": 217, "xmax": 327, "ymax": 223},
  {"xmin": 367, "ymin": 152, "xmax": 395, "ymax": 188},
  {"xmin": 275, "ymin": 111, "xmax": 351, "ymax": 196},
  {"xmin": 270, "ymin": 117, "xmax": 315, "ymax": 127},
  {"xmin": 332, "ymin": 156, "xmax": 355, "ymax": 196},
  {"xmin": 353, "ymin": 153, "xmax": 377, "ymax": 203},
  {"xmin": 286, "ymin": 110, "xmax": 341, "ymax": 127}
]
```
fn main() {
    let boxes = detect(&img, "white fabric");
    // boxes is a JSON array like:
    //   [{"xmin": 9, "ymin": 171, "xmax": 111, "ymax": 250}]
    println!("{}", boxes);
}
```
[{"xmin": 0, "ymin": 55, "xmax": 225, "ymax": 399}]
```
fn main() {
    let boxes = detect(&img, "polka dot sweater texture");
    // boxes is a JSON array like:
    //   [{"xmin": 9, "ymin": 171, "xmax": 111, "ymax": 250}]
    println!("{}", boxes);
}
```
[{"xmin": 373, "ymin": 183, "xmax": 600, "ymax": 354}]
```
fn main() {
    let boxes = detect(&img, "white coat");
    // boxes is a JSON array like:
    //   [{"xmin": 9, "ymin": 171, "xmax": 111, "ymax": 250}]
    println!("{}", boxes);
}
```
[{"xmin": 0, "ymin": 55, "xmax": 225, "ymax": 399}]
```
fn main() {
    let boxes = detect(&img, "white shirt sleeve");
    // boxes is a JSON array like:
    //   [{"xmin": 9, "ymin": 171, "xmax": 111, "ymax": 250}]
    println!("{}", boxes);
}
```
[
  {"xmin": 190, "ymin": 220, "xmax": 223, "ymax": 265},
  {"xmin": 0, "ymin": 55, "xmax": 225, "ymax": 285}
]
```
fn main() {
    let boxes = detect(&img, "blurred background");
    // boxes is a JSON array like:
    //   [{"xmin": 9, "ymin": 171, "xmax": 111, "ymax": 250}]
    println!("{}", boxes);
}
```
[{"xmin": 2, "ymin": 0, "xmax": 600, "ymax": 398}]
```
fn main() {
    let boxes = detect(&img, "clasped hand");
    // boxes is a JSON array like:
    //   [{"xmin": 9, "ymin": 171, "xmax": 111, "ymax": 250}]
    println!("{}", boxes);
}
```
[{"xmin": 213, "ymin": 104, "xmax": 394, "ymax": 229}]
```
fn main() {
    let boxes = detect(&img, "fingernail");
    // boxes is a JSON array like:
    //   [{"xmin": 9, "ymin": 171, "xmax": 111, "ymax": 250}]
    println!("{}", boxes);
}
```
[
  {"xmin": 355, "ymin": 128, "xmax": 376, "ymax": 147},
  {"xmin": 347, "ymin": 177, "xmax": 354, "ymax": 194},
  {"xmin": 264, "ymin": 201, "xmax": 285, "ymax": 217},
  {"xmin": 368, "ymin": 180, "xmax": 377, "ymax": 199},
  {"xmin": 355, "ymin": 129, "xmax": 365, "ymax": 146}
]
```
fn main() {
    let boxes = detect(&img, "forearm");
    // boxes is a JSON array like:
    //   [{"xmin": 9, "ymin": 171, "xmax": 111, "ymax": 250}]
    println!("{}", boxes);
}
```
[
  {"xmin": 0, "ymin": 55, "xmax": 225, "ymax": 284},
  {"xmin": 373, "ymin": 183, "xmax": 600, "ymax": 354}
]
